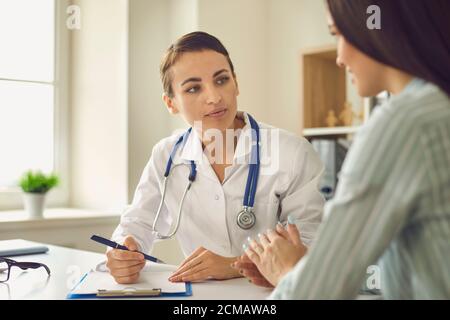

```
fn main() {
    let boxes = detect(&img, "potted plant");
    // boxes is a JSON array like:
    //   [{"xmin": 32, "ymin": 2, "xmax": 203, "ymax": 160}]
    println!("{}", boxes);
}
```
[{"xmin": 19, "ymin": 171, "xmax": 59, "ymax": 219}]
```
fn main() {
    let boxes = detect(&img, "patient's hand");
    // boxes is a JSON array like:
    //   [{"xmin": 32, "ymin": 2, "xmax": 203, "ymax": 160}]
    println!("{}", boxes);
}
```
[
  {"xmin": 232, "ymin": 254, "xmax": 274, "ymax": 288},
  {"xmin": 243, "ymin": 222, "xmax": 307, "ymax": 287},
  {"xmin": 169, "ymin": 247, "xmax": 241, "ymax": 282}
]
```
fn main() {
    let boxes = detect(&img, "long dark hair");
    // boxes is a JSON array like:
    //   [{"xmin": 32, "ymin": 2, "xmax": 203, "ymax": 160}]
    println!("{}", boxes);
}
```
[{"xmin": 327, "ymin": 0, "xmax": 450, "ymax": 97}]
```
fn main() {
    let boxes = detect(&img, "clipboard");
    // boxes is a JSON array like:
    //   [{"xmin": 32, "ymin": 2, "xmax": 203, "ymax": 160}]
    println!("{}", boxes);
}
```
[
  {"xmin": 67, "ymin": 269, "xmax": 192, "ymax": 299},
  {"xmin": 96, "ymin": 288, "xmax": 162, "ymax": 298}
]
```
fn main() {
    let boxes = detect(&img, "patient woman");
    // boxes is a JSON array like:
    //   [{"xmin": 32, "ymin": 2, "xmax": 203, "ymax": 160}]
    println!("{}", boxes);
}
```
[{"xmin": 236, "ymin": 0, "xmax": 450, "ymax": 299}]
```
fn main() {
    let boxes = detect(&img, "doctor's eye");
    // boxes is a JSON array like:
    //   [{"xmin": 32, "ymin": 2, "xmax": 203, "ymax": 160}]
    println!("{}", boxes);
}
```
[
  {"xmin": 216, "ymin": 76, "xmax": 230, "ymax": 86},
  {"xmin": 186, "ymin": 85, "xmax": 201, "ymax": 94}
]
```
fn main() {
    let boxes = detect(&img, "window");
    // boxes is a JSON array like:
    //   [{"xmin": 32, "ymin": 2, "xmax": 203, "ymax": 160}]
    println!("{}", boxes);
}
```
[{"xmin": 0, "ymin": 0, "xmax": 68, "ymax": 209}]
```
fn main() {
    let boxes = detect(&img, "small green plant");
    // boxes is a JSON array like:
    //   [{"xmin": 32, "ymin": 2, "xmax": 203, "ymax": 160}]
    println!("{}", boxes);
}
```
[{"xmin": 19, "ymin": 171, "xmax": 59, "ymax": 194}]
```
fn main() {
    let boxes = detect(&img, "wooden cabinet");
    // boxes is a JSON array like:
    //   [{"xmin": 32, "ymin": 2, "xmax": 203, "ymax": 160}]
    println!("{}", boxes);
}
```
[{"xmin": 300, "ymin": 44, "xmax": 370, "ymax": 139}]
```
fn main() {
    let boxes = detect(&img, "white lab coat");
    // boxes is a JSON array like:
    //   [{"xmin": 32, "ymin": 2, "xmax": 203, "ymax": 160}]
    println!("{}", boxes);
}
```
[{"xmin": 112, "ymin": 112, "xmax": 325, "ymax": 258}]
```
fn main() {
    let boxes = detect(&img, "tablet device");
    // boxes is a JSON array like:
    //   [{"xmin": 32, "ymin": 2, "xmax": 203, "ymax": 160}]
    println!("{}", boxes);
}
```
[{"xmin": 0, "ymin": 239, "xmax": 49, "ymax": 257}]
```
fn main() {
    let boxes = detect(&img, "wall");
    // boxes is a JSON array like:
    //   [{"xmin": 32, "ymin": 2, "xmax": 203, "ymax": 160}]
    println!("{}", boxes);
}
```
[
  {"xmin": 168, "ymin": 0, "xmax": 199, "ymax": 47},
  {"xmin": 69, "ymin": 0, "xmax": 129, "ymax": 211},
  {"xmin": 267, "ymin": 0, "xmax": 335, "ymax": 134},
  {"xmin": 128, "ymin": 0, "xmax": 172, "ymax": 201},
  {"xmin": 166, "ymin": 0, "xmax": 199, "ymax": 132},
  {"xmin": 197, "ymin": 0, "xmax": 271, "ymax": 125}
]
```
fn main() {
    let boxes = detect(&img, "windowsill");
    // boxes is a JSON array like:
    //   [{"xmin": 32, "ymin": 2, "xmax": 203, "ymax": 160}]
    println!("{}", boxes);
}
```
[{"xmin": 0, "ymin": 208, "xmax": 121, "ymax": 230}]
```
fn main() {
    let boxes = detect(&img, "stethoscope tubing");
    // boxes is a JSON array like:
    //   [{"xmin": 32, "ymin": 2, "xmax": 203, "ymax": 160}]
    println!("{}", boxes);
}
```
[{"xmin": 153, "ymin": 114, "xmax": 260, "ymax": 239}]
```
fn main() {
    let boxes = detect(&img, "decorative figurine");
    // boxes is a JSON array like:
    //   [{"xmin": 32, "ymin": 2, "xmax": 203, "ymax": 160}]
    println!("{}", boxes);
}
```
[{"xmin": 325, "ymin": 110, "xmax": 339, "ymax": 127}]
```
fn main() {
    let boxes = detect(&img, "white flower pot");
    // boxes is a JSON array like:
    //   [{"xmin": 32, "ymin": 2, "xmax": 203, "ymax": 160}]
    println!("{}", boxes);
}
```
[{"xmin": 23, "ymin": 193, "xmax": 46, "ymax": 219}]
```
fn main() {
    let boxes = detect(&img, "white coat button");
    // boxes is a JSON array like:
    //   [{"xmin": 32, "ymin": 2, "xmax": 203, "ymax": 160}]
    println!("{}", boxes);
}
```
[{"xmin": 215, "ymin": 195, "xmax": 220, "ymax": 200}]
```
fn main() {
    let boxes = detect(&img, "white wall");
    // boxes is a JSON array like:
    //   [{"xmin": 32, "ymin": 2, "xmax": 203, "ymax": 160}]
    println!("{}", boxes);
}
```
[
  {"xmin": 197, "ymin": 0, "xmax": 271, "ymax": 125},
  {"xmin": 128, "ymin": 0, "xmax": 172, "ymax": 201},
  {"xmin": 70, "ymin": 0, "xmax": 129, "ymax": 211},
  {"xmin": 268, "ymin": 0, "xmax": 363, "ymax": 133},
  {"xmin": 266, "ymin": 0, "xmax": 335, "ymax": 134},
  {"xmin": 166, "ymin": 0, "xmax": 199, "ymax": 132},
  {"xmin": 169, "ymin": 0, "xmax": 199, "ymax": 42}
]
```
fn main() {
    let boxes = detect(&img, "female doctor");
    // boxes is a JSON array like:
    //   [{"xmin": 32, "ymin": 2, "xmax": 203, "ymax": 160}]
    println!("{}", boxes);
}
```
[{"xmin": 106, "ymin": 31, "xmax": 325, "ymax": 284}]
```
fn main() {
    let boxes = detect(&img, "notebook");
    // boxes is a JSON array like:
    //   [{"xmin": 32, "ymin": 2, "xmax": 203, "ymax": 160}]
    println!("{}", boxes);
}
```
[
  {"xmin": 67, "ymin": 262, "xmax": 192, "ymax": 299},
  {"xmin": 0, "ymin": 239, "xmax": 49, "ymax": 257}
]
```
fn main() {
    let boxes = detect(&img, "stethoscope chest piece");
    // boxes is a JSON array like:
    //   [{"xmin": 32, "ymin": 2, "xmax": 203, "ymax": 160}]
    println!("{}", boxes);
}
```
[
  {"xmin": 152, "ymin": 114, "xmax": 261, "ymax": 238},
  {"xmin": 237, "ymin": 207, "xmax": 256, "ymax": 230}
]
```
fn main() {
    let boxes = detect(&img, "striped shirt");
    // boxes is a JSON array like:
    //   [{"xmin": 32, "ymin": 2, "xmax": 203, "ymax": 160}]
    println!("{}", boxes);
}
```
[{"xmin": 270, "ymin": 78, "xmax": 450, "ymax": 299}]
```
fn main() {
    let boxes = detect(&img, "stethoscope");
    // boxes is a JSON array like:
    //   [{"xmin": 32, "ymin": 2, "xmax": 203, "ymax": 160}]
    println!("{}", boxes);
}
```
[{"xmin": 152, "ymin": 114, "xmax": 261, "ymax": 239}]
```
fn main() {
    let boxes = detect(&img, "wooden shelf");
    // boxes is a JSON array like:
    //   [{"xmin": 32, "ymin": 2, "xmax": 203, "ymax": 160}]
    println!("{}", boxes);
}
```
[
  {"xmin": 300, "ymin": 44, "xmax": 347, "ymax": 134},
  {"xmin": 300, "ymin": 44, "xmax": 372, "ymax": 139},
  {"xmin": 303, "ymin": 126, "xmax": 360, "ymax": 137}
]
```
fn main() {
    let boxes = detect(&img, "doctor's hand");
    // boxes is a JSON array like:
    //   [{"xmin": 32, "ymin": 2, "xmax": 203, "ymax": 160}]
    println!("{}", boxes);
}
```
[
  {"xmin": 106, "ymin": 236, "xmax": 146, "ymax": 284},
  {"xmin": 169, "ymin": 247, "xmax": 241, "ymax": 283},
  {"xmin": 243, "ymin": 222, "xmax": 307, "ymax": 287}
]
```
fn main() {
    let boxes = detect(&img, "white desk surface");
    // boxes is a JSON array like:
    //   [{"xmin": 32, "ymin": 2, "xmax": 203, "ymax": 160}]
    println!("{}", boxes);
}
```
[{"xmin": 0, "ymin": 240, "xmax": 272, "ymax": 300}]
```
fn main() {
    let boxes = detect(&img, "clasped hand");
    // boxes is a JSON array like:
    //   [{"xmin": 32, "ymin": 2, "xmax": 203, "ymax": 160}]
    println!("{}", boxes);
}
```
[{"xmin": 232, "ymin": 221, "xmax": 307, "ymax": 287}]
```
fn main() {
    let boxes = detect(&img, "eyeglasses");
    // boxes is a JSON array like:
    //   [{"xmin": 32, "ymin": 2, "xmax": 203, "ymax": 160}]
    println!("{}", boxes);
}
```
[{"xmin": 0, "ymin": 257, "xmax": 51, "ymax": 283}]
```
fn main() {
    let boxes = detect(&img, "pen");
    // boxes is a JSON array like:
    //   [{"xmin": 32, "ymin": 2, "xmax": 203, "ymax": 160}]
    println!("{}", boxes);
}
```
[{"xmin": 90, "ymin": 235, "xmax": 165, "ymax": 264}]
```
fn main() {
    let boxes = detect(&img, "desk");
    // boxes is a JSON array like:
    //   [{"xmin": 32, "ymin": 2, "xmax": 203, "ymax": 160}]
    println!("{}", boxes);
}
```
[{"xmin": 0, "ymin": 240, "xmax": 272, "ymax": 300}]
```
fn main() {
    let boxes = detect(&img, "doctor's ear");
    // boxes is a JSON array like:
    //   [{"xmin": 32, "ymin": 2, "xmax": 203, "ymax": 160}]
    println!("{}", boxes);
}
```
[
  {"xmin": 233, "ymin": 76, "xmax": 240, "ymax": 96},
  {"xmin": 163, "ymin": 93, "xmax": 179, "ymax": 115}
]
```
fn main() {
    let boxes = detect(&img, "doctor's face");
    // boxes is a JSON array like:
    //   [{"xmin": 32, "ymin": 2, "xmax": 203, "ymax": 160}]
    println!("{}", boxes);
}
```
[{"xmin": 163, "ymin": 50, "xmax": 240, "ymax": 133}]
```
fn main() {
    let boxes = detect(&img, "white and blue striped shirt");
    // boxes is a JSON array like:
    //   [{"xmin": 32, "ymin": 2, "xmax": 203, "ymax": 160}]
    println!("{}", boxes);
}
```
[{"xmin": 270, "ymin": 78, "xmax": 450, "ymax": 299}]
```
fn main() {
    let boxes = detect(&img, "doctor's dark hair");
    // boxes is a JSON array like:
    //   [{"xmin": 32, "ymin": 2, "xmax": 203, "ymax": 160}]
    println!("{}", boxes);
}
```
[
  {"xmin": 160, "ymin": 31, "xmax": 236, "ymax": 98},
  {"xmin": 327, "ymin": 0, "xmax": 450, "ymax": 96}
]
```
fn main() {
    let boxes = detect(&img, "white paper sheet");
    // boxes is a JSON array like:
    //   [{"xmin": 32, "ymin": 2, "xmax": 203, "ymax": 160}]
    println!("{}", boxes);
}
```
[{"xmin": 72, "ymin": 262, "xmax": 185, "ymax": 295}]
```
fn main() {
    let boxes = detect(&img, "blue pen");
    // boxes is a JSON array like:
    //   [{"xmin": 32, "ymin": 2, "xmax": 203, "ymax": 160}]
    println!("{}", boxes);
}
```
[{"xmin": 90, "ymin": 235, "xmax": 164, "ymax": 264}]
